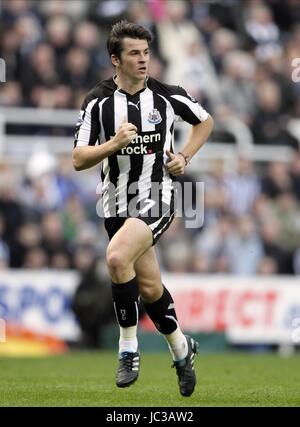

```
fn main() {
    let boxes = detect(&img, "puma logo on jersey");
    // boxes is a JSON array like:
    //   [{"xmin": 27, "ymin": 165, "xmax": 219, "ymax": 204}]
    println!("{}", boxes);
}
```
[{"xmin": 128, "ymin": 101, "xmax": 140, "ymax": 111}]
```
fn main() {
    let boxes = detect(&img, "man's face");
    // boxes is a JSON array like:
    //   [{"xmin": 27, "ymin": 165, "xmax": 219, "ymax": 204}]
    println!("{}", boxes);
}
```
[{"xmin": 112, "ymin": 37, "xmax": 150, "ymax": 82}]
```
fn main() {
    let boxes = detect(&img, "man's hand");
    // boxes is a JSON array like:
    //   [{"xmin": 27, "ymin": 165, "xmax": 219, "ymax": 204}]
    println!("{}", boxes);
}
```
[
  {"xmin": 112, "ymin": 118, "xmax": 138, "ymax": 150},
  {"xmin": 72, "ymin": 118, "xmax": 138, "ymax": 171},
  {"xmin": 165, "ymin": 150, "xmax": 186, "ymax": 176}
]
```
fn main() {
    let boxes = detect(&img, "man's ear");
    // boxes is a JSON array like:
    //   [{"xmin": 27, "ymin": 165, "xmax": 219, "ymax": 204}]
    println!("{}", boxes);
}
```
[{"xmin": 111, "ymin": 54, "xmax": 120, "ymax": 67}]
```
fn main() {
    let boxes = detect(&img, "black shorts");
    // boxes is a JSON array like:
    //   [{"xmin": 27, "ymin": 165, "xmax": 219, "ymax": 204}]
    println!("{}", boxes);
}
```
[{"xmin": 104, "ymin": 200, "xmax": 175, "ymax": 246}]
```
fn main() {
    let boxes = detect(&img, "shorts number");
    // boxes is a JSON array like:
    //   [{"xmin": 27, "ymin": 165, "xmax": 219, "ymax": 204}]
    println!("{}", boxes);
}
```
[{"xmin": 139, "ymin": 198, "xmax": 156, "ymax": 215}]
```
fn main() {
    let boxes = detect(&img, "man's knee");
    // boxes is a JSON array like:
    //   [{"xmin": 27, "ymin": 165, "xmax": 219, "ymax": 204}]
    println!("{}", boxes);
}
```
[{"xmin": 106, "ymin": 247, "xmax": 129, "ymax": 276}]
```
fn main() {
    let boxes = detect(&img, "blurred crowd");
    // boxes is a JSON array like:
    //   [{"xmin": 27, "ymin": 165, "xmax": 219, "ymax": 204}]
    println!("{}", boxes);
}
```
[
  {"xmin": 1, "ymin": 0, "xmax": 300, "ymax": 146},
  {"xmin": 162, "ymin": 153, "xmax": 300, "ymax": 275},
  {"xmin": 0, "ymin": 0, "xmax": 300, "ymax": 276},
  {"xmin": 0, "ymin": 0, "xmax": 300, "ymax": 145},
  {"xmin": 1, "ymin": 149, "xmax": 300, "ymax": 275}
]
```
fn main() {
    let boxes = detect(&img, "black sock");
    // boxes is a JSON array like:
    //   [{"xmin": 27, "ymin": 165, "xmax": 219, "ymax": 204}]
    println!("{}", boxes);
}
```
[
  {"xmin": 143, "ymin": 285, "xmax": 178, "ymax": 334},
  {"xmin": 111, "ymin": 277, "xmax": 139, "ymax": 327}
]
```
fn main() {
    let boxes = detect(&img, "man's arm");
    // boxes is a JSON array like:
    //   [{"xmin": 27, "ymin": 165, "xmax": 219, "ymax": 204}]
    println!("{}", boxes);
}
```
[
  {"xmin": 165, "ymin": 115, "xmax": 214, "ymax": 176},
  {"xmin": 73, "ymin": 140, "xmax": 118, "ymax": 171},
  {"xmin": 73, "ymin": 121, "xmax": 137, "ymax": 171},
  {"xmin": 178, "ymin": 114, "xmax": 214, "ymax": 162}
]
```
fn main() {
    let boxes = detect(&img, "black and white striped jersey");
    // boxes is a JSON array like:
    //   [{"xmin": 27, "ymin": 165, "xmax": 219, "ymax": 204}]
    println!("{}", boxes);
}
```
[{"xmin": 74, "ymin": 76, "xmax": 209, "ymax": 218}]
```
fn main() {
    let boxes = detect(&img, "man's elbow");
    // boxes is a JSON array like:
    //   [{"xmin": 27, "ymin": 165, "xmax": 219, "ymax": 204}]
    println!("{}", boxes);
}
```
[
  {"xmin": 206, "ymin": 114, "xmax": 214, "ymax": 131},
  {"xmin": 72, "ymin": 149, "xmax": 84, "ymax": 171},
  {"xmin": 73, "ymin": 163, "xmax": 83, "ymax": 171}
]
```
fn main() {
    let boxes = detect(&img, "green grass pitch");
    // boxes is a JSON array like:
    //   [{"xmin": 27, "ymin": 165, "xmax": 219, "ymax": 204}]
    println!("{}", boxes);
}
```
[{"xmin": 0, "ymin": 351, "xmax": 300, "ymax": 407}]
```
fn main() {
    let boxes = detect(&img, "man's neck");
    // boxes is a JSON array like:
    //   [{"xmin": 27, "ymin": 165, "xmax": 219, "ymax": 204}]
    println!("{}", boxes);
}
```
[{"xmin": 114, "ymin": 75, "xmax": 147, "ymax": 95}]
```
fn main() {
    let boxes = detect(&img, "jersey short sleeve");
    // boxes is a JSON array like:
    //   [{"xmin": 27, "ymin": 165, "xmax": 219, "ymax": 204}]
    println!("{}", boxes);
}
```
[
  {"xmin": 168, "ymin": 86, "xmax": 209, "ymax": 125},
  {"xmin": 74, "ymin": 95, "xmax": 100, "ymax": 148}
]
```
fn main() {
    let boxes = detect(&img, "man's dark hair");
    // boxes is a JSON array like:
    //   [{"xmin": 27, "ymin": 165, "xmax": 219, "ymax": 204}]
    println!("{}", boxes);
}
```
[{"xmin": 107, "ymin": 20, "xmax": 153, "ymax": 58}]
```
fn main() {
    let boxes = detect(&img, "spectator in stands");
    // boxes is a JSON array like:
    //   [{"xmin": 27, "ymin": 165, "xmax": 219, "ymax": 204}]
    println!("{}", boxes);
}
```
[
  {"xmin": 257, "ymin": 256, "xmax": 278, "ymax": 275},
  {"xmin": 0, "ymin": 28, "xmax": 21, "ymax": 82},
  {"xmin": 54, "ymin": 155, "xmax": 81, "ymax": 204},
  {"xmin": 73, "ymin": 21, "xmax": 102, "ymax": 53},
  {"xmin": 73, "ymin": 21, "xmax": 108, "ymax": 76},
  {"xmin": 220, "ymin": 50, "xmax": 257, "ymax": 124},
  {"xmin": 210, "ymin": 27, "xmax": 238, "ymax": 75},
  {"xmin": 156, "ymin": 0, "xmax": 200, "ymax": 85},
  {"xmin": 190, "ymin": 0, "xmax": 224, "ymax": 45},
  {"xmin": 273, "ymin": 191, "xmax": 300, "ymax": 260},
  {"xmin": 22, "ymin": 42, "xmax": 59, "ymax": 106},
  {"xmin": 203, "ymin": 159, "xmax": 229, "ymax": 225},
  {"xmin": 0, "ymin": 81, "xmax": 23, "ymax": 106},
  {"xmin": 194, "ymin": 214, "xmax": 233, "ymax": 272},
  {"xmin": 46, "ymin": 16, "xmax": 72, "ymax": 73},
  {"xmin": 224, "ymin": 157, "xmax": 261, "ymax": 217},
  {"xmin": 261, "ymin": 161, "xmax": 294, "ymax": 198},
  {"xmin": 20, "ymin": 149, "xmax": 61, "ymax": 214},
  {"xmin": 252, "ymin": 193, "xmax": 275, "ymax": 225},
  {"xmin": 51, "ymin": 251, "xmax": 71, "ymax": 269},
  {"xmin": 259, "ymin": 218, "xmax": 289, "ymax": 274},
  {"xmin": 61, "ymin": 195, "xmax": 89, "ymax": 244},
  {"xmin": 10, "ymin": 222, "xmax": 42, "ymax": 268},
  {"xmin": 40, "ymin": 212, "xmax": 72, "ymax": 267},
  {"xmin": 226, "ymin": 215, "xmax": 263, "ymax": 275},
  {"xmin": 1, "ymin": 0, "xmax": 34, "ymax": 26},
  {"xmin": 14, "ymin": 13, "xmax": 43, "ymax": 58},
  {"xmin": 159, "ymin": 217, "xmax": 193, "ymax": 271},
  {"xmin": 251, "ymin": 80, "xmax": 295, "ymax": 146},
  {"xmin": 179, "ymin": 38, "xmax": 220, "ymax": 107},
  {"xmin": 52, "ymin": 84, "xmax": 73, "ymax": 109},
  {"xmin": 163, "ymin": 240, "xmax": 193, "ymax": 273},
  {"xmin": 71, "ymin": 245, "xmax": 114, "ymax": 348},
  {"xmin": 190, "ymin": 253, "xmax": 210, "ymax": 274},
  {"xmin": 23, "ymin": 246, "xmax": 48, "ymax": 269},
  {"xmin": 211, "ymin": 254, "xmax": 231, "ymax": 274},
  {"xmin": 244, "ymin": 2, "xmax": 281, "ymax": 61},
  {"xmin": 62, "ymin": 47, "xmax": 97, "ymax": 90}
]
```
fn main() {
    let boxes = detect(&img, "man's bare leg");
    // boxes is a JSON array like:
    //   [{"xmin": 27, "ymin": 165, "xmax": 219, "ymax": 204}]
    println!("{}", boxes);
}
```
[
  {"xmin": 106, "ymin": 218, "xmax": 152, "ymax": 387},
  {"xmin": 135, "ymin": 247, "xmax": 189, "ymax": 363}
]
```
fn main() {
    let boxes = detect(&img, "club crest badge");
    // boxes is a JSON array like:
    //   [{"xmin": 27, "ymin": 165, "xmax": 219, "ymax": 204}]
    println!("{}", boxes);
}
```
[{"xmin": 147, "ymin": 108, "xmax": 162, "ymax": 124}]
